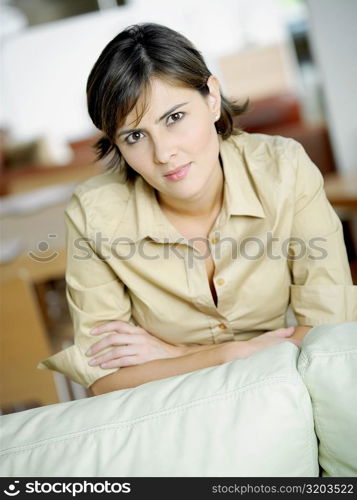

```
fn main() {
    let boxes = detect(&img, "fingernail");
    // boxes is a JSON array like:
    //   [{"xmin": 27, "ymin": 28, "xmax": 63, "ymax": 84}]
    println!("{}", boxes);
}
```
[
  {"xmin": 90, "ymin": 328, "xmax": 98, "ymax": 334},
  {"xmin": 88, "ymin": 359, "xmax": 97, "ymax": 366},
  {"xmin": 85, "ymin": 348, "xmax": 92, "ymax": 356}
]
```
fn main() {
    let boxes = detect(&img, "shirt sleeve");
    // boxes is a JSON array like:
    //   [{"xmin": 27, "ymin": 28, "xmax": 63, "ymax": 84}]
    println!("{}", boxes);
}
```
[
  {"xmin": 287, "ymin": 140, "xmax": 357, "ymax": 326},
  {"xmin": 37, "ymin": 193, "xmax": 133, "ymax": 388}
]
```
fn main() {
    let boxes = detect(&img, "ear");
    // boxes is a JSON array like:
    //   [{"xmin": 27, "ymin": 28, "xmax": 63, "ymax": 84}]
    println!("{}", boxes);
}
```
[{"xmin": 206, "ymin": 75, "xmax": 222, "ymax": 116}]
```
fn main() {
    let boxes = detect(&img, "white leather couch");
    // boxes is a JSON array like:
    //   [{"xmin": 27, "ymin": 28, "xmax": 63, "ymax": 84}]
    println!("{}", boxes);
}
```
[{"xmin": 1, "ymin": 323, "xmax": 356, "ymax": 477}]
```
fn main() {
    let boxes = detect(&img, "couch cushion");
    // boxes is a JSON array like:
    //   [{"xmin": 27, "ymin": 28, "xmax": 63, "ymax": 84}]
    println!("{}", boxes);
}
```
[
  {"xmin": 0, "ymin": 342, "xmax": 318, "ymax": 477},
  {"xmin": 298, "ymin": 322, "xmax": 357, "ymax": 477}
]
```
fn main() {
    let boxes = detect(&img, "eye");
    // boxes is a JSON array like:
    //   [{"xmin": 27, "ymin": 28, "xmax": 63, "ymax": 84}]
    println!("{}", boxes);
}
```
[
  {"xmin": 167, "ymin": 112, "xmax": 185, "ymax": 125},
  {"xmin": 125, "ymin": 131, "xmax": 144, "ymax": 145}
]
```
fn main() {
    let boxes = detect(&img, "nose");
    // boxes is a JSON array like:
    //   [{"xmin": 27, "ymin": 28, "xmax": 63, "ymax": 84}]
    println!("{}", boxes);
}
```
[{"xmin": 152, "ymin": 131, "xmax": 177, "ymax": 165}]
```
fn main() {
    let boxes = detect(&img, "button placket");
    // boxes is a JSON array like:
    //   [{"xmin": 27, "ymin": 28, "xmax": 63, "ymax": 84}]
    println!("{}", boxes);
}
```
[
  {"xmin": 184, "ymin": 245, "xmax": 212, "ymax": 309},
  {"xmin": 213, "ymin": 320, "xmax": 234, "ymax": 343}
]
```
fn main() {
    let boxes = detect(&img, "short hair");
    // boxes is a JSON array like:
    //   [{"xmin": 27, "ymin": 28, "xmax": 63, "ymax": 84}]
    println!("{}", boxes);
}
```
[{"xmin": 86, "ymin": 22, "xmax": 248, "ymax": 180}]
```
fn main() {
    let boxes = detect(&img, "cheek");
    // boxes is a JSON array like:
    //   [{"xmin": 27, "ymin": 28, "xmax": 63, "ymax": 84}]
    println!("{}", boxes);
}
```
[
  {"xmin": 117, "ymin": 145, "xmax": 148, "ymax": 176},
  {"xmin": 180, "ymin": 117, "xmax": 218, "ymax": 158},
  {"xmin": 193, "ymin": 124, "xmax": 219, "ymax": 164}
]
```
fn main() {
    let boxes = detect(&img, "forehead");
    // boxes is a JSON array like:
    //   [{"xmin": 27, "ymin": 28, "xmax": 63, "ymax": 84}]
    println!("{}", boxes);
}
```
[{"xmin": 121, "ymin": 77, "xmax": 196, "ymax": 128}]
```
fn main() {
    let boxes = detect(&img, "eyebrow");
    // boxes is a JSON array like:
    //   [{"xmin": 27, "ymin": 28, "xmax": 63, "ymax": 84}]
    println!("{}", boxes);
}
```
[{"xmin": 117, "ymin": 102, "xmax": 189, "ymax": 137}]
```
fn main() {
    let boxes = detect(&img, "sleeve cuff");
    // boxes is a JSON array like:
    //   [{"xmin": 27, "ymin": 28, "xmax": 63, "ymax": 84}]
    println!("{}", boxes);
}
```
[
  {"xmin": 37, "ymin": 344, "xmax": 118, "ymax": 389},
  {"xmin": 290, "ymin": 284, "xmax": 357, "ymax": 326}
]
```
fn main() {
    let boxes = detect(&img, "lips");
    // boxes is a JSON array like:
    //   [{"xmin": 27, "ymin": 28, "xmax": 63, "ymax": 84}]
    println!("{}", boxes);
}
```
[
  {"xmin": 163, "ymin": 162, "xmax": 191, "ymax": 181},
  {"xmin": 164, "ymin": 163, "xmax": 190, "ymax": 176}
]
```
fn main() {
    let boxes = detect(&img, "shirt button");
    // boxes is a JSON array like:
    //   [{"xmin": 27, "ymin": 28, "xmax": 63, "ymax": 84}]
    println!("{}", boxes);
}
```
[
  {"xmin": 216, "ymin": 278, "xmax": 225, "ymax": 286},
  {"xmin": 211, "ymin": 236, "xmax": 219, "ymax": 244},
  {"xmin": 218, "ymin": 323, "xmax": 227, "ymax": 330}
]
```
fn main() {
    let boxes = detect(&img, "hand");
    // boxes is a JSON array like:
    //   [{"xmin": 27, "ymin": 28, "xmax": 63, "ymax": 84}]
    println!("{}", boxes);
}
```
[
  {"xmin": 85, "ymin": 320, "xmax": 184, "ymax": 369},
  {"xmin": 244, "ymin": 326, "xmax": 301, "ymax": 357},
  {"xmin": 223, "ymin": 326, "xmax": 301, "ymax": 362}
]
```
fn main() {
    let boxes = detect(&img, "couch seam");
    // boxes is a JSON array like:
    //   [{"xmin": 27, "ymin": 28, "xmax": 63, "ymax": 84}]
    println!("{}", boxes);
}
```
[
  {"xmin": 309, "ymin": 396, "xmax": 339, "ymax": 477},
  {"xmin": 296, "ymin": 350, "xmax": 319, "ymax": 475},
  {"xmin": 292, "ymin": 377, "xmax": 319, "ymax": 476},
  {"xmin": 300, "ymin": 349, "xmax": 357, "ymax": 358},
  {"xmin": 297, "ymin": 350, "xmax": 309, "ymax": 378}
]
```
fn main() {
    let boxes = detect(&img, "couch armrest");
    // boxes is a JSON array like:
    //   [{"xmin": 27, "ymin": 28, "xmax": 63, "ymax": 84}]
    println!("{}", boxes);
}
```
[{"xmin": 298, "ymin": 322, "xmax": 357, "ymax": 477}]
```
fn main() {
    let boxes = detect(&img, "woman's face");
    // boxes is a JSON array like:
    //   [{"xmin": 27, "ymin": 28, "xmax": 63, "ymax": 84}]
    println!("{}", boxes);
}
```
[{"xmin": 115, "ymin": 75, "xmax": 222, "ymax": 203}]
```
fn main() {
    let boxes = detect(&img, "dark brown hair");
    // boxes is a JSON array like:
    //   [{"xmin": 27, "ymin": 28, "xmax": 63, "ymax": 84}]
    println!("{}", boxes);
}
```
[{"xmin": 86, "ymin": 22, "xmax": 248, "ymax": 180}]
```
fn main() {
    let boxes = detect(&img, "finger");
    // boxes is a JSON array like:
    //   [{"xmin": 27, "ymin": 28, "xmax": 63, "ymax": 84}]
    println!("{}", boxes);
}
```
[
  {"xmin": 269, "ymin": 327, "xmax": 295, "ymax": 338},
  {"xmin": 88, "ymin": 345, "xmax": 137, "ymax": 366},
  {"xmin": 90, "ymin": 320, "xmax": 138, "ymax": 335},
  {"xmin": 100, "ymin": 356, "xmax": 139, "ymax": 369},
  {"xmin": 86, "ymin": 333, "xmax": 141, "ymax": 356}
]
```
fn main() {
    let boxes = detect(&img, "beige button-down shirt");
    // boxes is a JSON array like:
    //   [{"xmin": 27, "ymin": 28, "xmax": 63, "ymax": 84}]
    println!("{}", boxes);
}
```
[{"xmin": 38, "ymin": 132, "xmax": 356, "ymax": 387}]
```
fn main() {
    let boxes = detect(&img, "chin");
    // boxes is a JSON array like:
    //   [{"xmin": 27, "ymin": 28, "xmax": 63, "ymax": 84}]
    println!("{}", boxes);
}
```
[{"xmin": 173, "ymin": 184, "xmax": 204, "ymax": 200}]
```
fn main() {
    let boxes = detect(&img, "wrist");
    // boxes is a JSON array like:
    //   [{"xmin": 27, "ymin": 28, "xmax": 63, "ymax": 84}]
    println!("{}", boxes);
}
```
[
  {"xmin": 176, "ymin": 343, "xmax": 235, "ymax": 358},
  {"xmin": 175, "ymin": 345, "xmax": 190, "ymax": 357},
  {"xmin": 220, "ymin": 340, "xmax": 251, "ymax": 363},
  {"xmin": 291, "ymin": 325, "xmax": 312, "ymax": 341},
  {"xmin": 165, "ymin": 343, "xmax": 188, "ymax": 358}
]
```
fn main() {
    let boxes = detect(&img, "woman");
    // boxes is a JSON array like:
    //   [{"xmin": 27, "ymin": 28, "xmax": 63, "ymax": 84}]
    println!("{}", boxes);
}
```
[{"xmin": 38, "ymin": 23, "xmax": 356, "ymax": 395}]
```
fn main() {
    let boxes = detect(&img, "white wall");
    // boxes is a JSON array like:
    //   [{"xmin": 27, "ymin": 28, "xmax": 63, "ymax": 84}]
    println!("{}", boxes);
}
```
[
  {"xmin": 1, "ymin": 5, "xmax": 141, "ymax": 142},
  {"xmin": 306, "ymin": 0, "xmax": 357, "ymax": 173},
  {"xmin": 1, "ymin": 0, "xmax": 291, "ymax": 143}
]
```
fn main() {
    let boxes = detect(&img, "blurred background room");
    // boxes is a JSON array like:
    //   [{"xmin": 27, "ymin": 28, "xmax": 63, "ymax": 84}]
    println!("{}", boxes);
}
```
[{"xmin": 1, "ymin": 0, "xmax": 356, "ymax": 413}]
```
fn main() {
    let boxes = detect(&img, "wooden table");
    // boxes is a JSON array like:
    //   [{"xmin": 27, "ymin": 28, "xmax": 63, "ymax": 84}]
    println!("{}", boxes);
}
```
[
  {"xmin": 324, "ymin": 171, "xmax": 357, "ymax": 209},
  {"xmin": 0, "ymin": 249, "xmax": 66, "ymax": 409}
]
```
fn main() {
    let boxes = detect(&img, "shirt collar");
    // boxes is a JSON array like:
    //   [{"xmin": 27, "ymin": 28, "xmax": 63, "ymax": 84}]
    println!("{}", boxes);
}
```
[
  {"xmin": 219, "ymin": 134, "xmax": 265, "ymax": 219},
  {"xmin": 117, "ymin": 176, "xmax": 182, "ymax": 243},
  {"xmin": 116, "ymin": 132, "xmax": 265, "ymax": 243}
]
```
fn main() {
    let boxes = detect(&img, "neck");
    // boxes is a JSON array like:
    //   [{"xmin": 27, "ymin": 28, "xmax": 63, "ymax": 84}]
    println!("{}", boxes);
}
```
[{"xmin": 157, "ymin": 160, "xmax": 224, "ymax": 220}]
